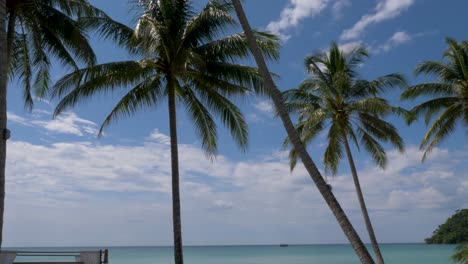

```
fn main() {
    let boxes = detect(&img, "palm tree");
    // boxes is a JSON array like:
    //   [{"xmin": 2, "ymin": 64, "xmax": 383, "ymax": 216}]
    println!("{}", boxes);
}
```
[
  {"xmin": 452, "ymin": 244, "xmax": 468, "ymax": 264},
  {"xmin": 282, "ymin": 43, "xmax": 407, "ymax": 264},
  {"xmin": 230, "ymin": 1, "xmax": 377, "ymax": 263},
  {"xmin": 0, "ymin": 0, "xmax": 7, "ymax": 249},
  {"xmin": 0, "ymin": 0, "xmax": 106, "ymax": 248},
  {"xmin": 51, "ymin": 1, "xmax": 279, "ymax": 263},
  {"xmin": 401, "ymin": 38, "xmax": 468, "ymax": 161}
]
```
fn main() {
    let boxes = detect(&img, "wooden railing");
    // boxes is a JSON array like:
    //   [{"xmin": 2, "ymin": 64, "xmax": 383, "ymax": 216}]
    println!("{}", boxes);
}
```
[{"xmin": 10, "ymin": 249, "xmax": 108, "ymax": 264}]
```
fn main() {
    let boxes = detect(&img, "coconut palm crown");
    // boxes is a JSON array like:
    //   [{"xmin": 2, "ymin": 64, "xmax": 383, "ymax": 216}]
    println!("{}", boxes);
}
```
[
  {"xmin": 283, "ymin": 42, "xmax": 407, "ymax": 264},
  {"xmin": 53, "ymin": 0, "xmax": 279, "ymax": 153},
  {"xmin": 401, "ymin": 38, "xmax": 468, "ymax": 161},
  {"xmin": 284, "ymin": 42, "xmax": 406, "ymax": 172},
  {"xmin": 51, "ymin": 1, "xmax": 279, "ymax": 264}
]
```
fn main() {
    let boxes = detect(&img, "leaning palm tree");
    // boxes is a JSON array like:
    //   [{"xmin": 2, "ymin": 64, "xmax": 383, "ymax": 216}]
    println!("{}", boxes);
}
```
[
  {"xmin": 231, "ymin": 1, "xmax": 377, "ymax": 263},
  {"xmin": 401, "ymin": 38, "xmax": 468, "ymax": 161},
  {"xmin": 52, "ymin": 1, "xmax": 279, "ymax": 263},
  {"xmin": 0, "ymin": 0, "xmax": 107, "ymax": 247},
  {"xmin": 282, "ymin": 43, "xmax": 407, "ymax": 264}
]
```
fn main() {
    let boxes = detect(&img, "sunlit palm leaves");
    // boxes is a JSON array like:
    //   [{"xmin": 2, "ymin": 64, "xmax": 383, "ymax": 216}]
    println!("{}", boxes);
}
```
[
  {"xmin": 401, "ymin": 38, "xmax": 468, "ymax": 161},
  {"xmin": 53, "ymin": 0, "xmax": 279, "ymax": 155},
  {"xmin": 283, "ymin": 42, "xmax": 406, "ymax": 173}
]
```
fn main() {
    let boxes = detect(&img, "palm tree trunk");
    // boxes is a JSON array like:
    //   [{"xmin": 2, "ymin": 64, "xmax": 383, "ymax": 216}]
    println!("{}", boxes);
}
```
[
  {"xmin": 6, "ymin": 9, "xmax": 15, "ymax": 65},
  {"xmin": 168, "ymin": 80, "xmax": 184, "ymax": 264},
  {"xmin": 343, "ymin": 135, "xmax": 384, "ymax": 264},
  {"xmin": 0, "ymin": 0, "xmax": 7, "ymax": 249},
  {"xmin": 230, "ymin": 1, "xmax": 374, "ymax": 263}
]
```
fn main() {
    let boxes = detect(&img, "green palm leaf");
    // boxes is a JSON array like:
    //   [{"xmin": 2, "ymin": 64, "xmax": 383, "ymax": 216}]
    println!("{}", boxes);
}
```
[
  {"xmin": 402, "ymin": 38, "xmax": 468, "ymax": 160},
  {"xmin": 282, "ymin": 42, "xmax": 406, "ymax": 264}
]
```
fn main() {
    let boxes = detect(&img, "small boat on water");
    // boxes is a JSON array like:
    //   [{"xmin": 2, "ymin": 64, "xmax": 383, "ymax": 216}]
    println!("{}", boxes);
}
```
[{"xmin": 279, "ymin": 244, "xmax": 289, "ymax": 247}]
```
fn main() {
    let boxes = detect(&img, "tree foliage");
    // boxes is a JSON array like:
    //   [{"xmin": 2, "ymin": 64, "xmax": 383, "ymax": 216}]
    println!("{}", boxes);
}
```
[
  {"xmin": 452, "ymin": 244, "xmax": 468, "ymax": 264},
  {"xmin": 6, "ymin": 0, "xmax": 107, "ymax": 109},
  {"xmin": 401, "ymin": 38, "xmax": 468, "ymax": 161},
  {"xmin": 283, "ymin": 42, "xmax": 407, "ymax": 173},
  {"xmin": 426, "ymin": 209, "xmax": 468, "ymax": 244}
]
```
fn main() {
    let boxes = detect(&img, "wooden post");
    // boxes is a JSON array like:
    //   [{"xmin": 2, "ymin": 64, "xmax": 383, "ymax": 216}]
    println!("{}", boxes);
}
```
[{"xmin": 104, "ymin": 249, "xmax": 108, "ymax": 264}]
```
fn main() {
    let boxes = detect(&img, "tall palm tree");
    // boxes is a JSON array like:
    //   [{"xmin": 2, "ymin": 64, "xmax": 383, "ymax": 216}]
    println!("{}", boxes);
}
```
[
  {"xmin": 231, "ymin": 1, "xmax": 377, "ymax": 263},
  {"xmin": 401, "ymin": 38, "xmax": 468, "ymax": 161},
  {"xmin": 0, "ymin": 0, "xmax": 7, "ymax": 249},
  {"xmin": 0, "ymin": 0, "xmax": 106, "ymax": 248},
  {"xmin": 282, "ymin": 43, "xmax": 406, "ymax": 264},
  {"xmin": 52, "ymin": 1, "xmax": 279, "ymax": 263}
]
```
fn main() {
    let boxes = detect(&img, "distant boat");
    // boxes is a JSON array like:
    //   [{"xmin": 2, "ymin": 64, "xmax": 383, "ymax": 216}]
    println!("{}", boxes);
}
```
[{"xmin": 279, "ymin": 244, "xmax": 289, "ymax": 247}]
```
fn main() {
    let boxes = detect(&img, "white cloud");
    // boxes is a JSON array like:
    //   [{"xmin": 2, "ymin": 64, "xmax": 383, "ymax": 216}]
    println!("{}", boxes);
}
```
[
  {"xmin": 388, "ymin": 187, "xmax": 450, "ymax": 209},
  {"xmin": 266, "ymin": 0, "xmax": 330, "ymax": 41},
  {"xmin": 7, "ymin": 112, "xmax": 32, "ymax": 127},
  {"xmin": 8, "ymin": 110, "xmax": 98, "ymax": 136},
  {"xmin": 210, "ymin": 200, "xmax": 234, "ymax": 211},
  {"xmin": 148, "ymin": 129, "xmax": 171, "ymax": 145},
  {"xmin": 375, "ymin": 31, "xmax": 412, "ymax": 53},
  {"xmin": 4, "ymin": 126, "xmax": 467, "ymax": 246},
  {"xmin": 340, "ymin": 0, "xmax": 415, "ymax": 41},
  {"xmin": 33, "ymin": 112, "xmax": 98, "ymax": 136},
  {"xmin": 254, "ymin": 99, "xmax": 274, "ymax": 114},
  {"xmin": 338, "ymin": 41, "xmax": 364, "ymax": 54},
  {"xmin": 332, "ymin": 0, "xmax": 351, "ymax": 19}
]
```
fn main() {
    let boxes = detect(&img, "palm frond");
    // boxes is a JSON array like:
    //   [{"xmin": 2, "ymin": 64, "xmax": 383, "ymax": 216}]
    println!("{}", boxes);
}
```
[
  {"xmin": 401, "ymin": 83, "xmax": 456, "ymax": 100},
  {"xmin": 420, "ymin": 104, "xmax": 463, "ymax": 161},
  {"xmin": 196, "ymin": 31, "xmax": 279, "ymax": 62},
  {"xmin": 323, "ymin": 122, "xmax": 344, "ymax": 174},
  {"xmin": 193, "ymin": 84, "xmax": 248, "ymax": 150},
  {"xmin": 414, "ymin": 61, "xmax": 459, "ymax": 81},
  {"xmin": 99, "ymin": 77, "xmax": 164, "ymax": 135},
  {"xmin": 53, "ymin": 61, "xmax": 155, "ymax": 115},
  {"xmin": 180, "ymin": 84, "xmax": 218, "ymax": 155},
  {"xmin": 35, "ymin": 4, "xmax": 96, "ymax": 65},
  {"xmin": 409, "ymin": 97, "xmax": 459, "ymax": 124},
  {"xmin": 358, "ymin": 113, "xmax": 405, "ymax": 152},
  {"xmin": 356, "ymin": 127, "xmax": 387, "ymax": 168},
  {"xmin": 79, "ymin": 16, "xmax": 135, "ymax": 49}
]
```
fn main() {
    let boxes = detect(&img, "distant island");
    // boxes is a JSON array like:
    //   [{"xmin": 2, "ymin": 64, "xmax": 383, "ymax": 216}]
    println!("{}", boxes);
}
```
[{"xmin": 425, "ymin": 209, "xmax": 468, "ymax": 244}]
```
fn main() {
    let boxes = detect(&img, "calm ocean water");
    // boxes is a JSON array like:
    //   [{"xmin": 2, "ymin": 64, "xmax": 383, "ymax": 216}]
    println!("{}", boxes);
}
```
[{"xmin": 9, "ymin": 244, "xmax": 455, "ymax": 264}]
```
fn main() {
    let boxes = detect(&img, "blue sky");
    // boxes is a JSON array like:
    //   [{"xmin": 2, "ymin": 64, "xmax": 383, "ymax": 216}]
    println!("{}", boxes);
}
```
[{"xmin": 3, "ymin": 0, "xmax": 468, "ymax": 247}]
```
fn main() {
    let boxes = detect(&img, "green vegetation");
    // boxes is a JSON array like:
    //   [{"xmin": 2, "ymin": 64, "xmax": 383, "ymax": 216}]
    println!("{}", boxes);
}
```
[
  {"xmin": 282, "ymin": 42, "xmax": 407, "ymax": 264},
  {"xmin": 426, "ymin": 209, "xmax": 468, "ymax": 244},
  {"xmin": 452, "ymin": 244, "xmax": 468, "ymax": 264},
  {"xmin": 401, "ymin": 38, "xmax": 468, "ymax": 161}
]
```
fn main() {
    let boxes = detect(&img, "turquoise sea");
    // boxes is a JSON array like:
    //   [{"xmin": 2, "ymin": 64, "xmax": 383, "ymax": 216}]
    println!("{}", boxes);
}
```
[{"xmin": 9, "ymin": 244, "xmax": 455, "ymax": 264}]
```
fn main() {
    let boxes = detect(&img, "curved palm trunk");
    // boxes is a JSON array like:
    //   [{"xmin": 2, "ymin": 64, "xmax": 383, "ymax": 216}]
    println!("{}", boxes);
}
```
[
  {"xmin": 230, "ymin": 1, "xmax": 374, "ymax": 263},
  {"xmin": 0, "ymin": 0, "xmax": 7, "ymax": 249},
  {"xmin": 168, "ymin": 83, "xmax": 184, "ymax": 264},
  {"xmin": 343, "ymin": 136, "xmax": 384, "ymax": 264}
]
